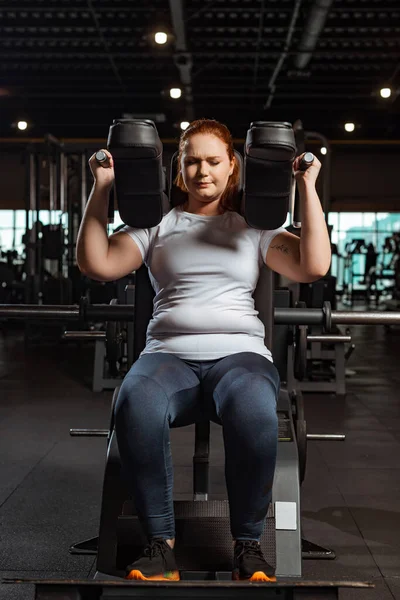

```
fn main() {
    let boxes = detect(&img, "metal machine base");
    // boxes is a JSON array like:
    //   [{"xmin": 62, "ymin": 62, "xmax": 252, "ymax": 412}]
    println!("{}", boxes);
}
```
[
  {"xmin": 2, "ymin": 578, "xmax": 374, "ymax": 600},
  {"xmin": 69, "ymin": 536, "xmax": 98, "ymax": 555},
  {"xmin": 302, "ymin": 538, "xmax": 336, "ymax": 560}
]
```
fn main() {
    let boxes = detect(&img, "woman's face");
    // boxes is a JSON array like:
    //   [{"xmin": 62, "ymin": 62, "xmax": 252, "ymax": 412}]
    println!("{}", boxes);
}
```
[{"xmin": 181, "ymin": 133, "xmax": 234, "ymax": 205}]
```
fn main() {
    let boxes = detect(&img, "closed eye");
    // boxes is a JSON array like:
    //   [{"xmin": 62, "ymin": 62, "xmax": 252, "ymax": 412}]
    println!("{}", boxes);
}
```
[{"xmin": 185, "ymin": 160, "xmax": 220, "ymax": 166}]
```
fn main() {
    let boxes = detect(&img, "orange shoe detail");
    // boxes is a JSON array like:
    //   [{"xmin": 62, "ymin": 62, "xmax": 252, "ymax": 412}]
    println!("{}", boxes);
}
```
[
  {"xmin": 249, "ymin": 571, "xmax": 276, "ymax": 582},
  {"xmin": 125, "ymin": 569, "xmax": 180, "ymax": 581},
  {"xmin": 233, "ymin": 570, "xmax": 276, "ymax": 582}
]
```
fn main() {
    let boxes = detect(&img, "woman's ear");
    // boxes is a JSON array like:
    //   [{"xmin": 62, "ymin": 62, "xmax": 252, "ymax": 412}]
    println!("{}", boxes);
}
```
[{"xmin": 229, "ymin": 156, "xmax": 235, "ymax": 176}]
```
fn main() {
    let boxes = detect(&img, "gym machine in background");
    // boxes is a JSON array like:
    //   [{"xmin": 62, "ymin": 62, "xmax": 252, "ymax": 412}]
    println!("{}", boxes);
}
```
[
  {"xmin": 63, "ymin": 286, "xmax": 135, "ymax": 393},
  {"xmin": 340, "ymin": 234, "xmax": 400, "ymax": 309},
  {"xmin": 24, "ymin": 134, "xmax": 71, "ymax": 305},
  {"xmin": 17, "ymin": 135, "xmax": 135, "ymax": 353},
  {"xmin": 21, "ymin": 134, "xmax": 130, "ymax": 308}
]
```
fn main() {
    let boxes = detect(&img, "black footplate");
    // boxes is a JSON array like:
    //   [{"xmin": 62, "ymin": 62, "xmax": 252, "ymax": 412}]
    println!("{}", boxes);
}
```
[{"xmin": 117, "ymin": 500, "xmax": 275, "ymax": 573}]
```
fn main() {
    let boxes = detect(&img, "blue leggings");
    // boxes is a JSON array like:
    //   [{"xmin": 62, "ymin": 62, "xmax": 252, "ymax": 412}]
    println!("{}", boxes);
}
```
[{"xmin": 114, "ymin": 351, "xmax": 280, "ymax": 542}]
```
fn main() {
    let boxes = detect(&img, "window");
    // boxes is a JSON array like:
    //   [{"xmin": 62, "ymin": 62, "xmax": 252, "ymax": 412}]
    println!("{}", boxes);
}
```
[
  {"xmin": 0, "ymin": 210, "xmax": 16, "ymax": 253},
  {"xmin": 109, "ymin": 210, "xmax": 125, "ymax": 234},
  {"xmin": 328, "ymin": 212, "xmax": 400, "ymax": 290},
  {"xmin": 0, "ymin": 210, "xmax": 65, "ymax": 256}
]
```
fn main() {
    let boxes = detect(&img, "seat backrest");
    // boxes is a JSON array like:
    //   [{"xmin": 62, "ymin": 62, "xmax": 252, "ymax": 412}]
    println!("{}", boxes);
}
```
[{"xmin": 133, "ymin": 264, "xmax": 155, "ymax": 362}]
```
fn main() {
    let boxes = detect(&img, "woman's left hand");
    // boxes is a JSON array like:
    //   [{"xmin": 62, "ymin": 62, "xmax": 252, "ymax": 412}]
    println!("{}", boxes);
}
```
[{"xmin": 293, "ymin": 152, "xmax": 321, "ymax": 186}]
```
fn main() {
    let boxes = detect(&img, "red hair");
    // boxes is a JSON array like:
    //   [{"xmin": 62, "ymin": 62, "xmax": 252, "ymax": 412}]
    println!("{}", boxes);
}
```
[{"xmin": 174, "ymin": 118, "xmax": 240, "ymax": 213}]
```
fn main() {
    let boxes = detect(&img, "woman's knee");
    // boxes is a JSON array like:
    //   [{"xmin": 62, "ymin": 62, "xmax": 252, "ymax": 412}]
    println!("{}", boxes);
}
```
[
  {"xmin": 220, "ymin": 371, "xmax": 278, "ymax": 413},
  {"xmin": 114, "ymin": 353, "xmax": 201, "ymax": 428},
  {"xmin": 114, "ymin": 374, "xmax": 168, "ymax": 426},
  {"xmin": 222, "ymin": 375, "xmax": 278, "ymax": 458}
]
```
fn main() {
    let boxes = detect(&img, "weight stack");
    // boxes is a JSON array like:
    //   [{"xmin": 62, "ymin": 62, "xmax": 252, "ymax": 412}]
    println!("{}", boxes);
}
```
[{"xmin": 117, "ymin": 501, "xmax": 275, "ymax": 576}]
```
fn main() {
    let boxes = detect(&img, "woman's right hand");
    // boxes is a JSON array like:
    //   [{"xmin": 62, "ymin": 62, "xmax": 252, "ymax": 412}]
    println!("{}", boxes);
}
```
[{"xmin": 89, "ymin": 149, "xmax": 115, "ymax": 190}]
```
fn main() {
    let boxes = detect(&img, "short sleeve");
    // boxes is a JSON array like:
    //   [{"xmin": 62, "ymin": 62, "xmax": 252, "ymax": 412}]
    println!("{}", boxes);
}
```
[
  {"xmin": 119, "ymin": 225, "xmax": 151, "ymax": 264},
  {"xmin": 259, "ymin": 226, "xmax": 287, "ymax": 264}
]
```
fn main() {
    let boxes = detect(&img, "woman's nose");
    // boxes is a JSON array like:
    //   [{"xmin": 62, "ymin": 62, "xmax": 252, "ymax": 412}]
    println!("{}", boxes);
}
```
[{"xmin": 198, "ymin": 161, "xmax": 209, "ymax": 175}]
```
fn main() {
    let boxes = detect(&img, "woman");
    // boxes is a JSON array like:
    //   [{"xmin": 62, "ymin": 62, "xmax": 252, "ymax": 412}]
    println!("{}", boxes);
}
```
[{"xmin": 76, "ymin": 119, "xmax": 331, "ymax": 583}]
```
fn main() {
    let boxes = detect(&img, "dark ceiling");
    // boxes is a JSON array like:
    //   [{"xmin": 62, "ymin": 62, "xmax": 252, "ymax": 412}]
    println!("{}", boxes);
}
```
[{"xmin": 1, "ymin": 0, "xmax": 399, "ymax": 141}]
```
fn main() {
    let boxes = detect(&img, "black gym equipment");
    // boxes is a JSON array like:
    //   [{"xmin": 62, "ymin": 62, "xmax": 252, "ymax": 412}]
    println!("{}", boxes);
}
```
[
  {"xmin": 22, "ymin": 135, "xmax": 108, "ymax": 309},
  {"xmin": 292, "ymin": 120, "xmax": 306, "ymax": 228},
  {"xmin": 293, "ymin": 302, "xmax": 308, "ymax": 382},
  {"xmin": 292, "ymin": 277, "xmax": 355, "ymax": 396},
  {"xmin": 2, "ymin": 578, "xmax": 373, "ymax": 599},
  {"xmin": 0, "ymin": 261, "xmax": 19, "ymax": 304},
  {"xmin": 107, "ymin": 119, "xmax": 167, "ymax": 229},
  {"xmin": 63, "ymin": 287, "xmax": 135, "ymax": 392},
  {"xmin": 23, "ymin": 135, "xmax": 72, "ymax": 305},
  {"xmin": 105, "ymin": 299, "xmax": 125, "ymax": 377},
  {"xmin": 2, "ymin": 300, "xmax": 399, "ymax": 328},
  {"xmin": 106, "ymin": 119, "xmax": 302, "ymax": 232},
  {"xmin": 1, "ymin": 296, "xmax": 373, "ymax": 599},
  {"xmin": 1, "ymin": 300, "xmax": 377, "ymax": 600},
  {"xmin": 243, "ymin": 121, "xmax": 296, "ymax": 230},
  {"xmin": 2, "ymin": 119, "xmax": 372, "ymax": 598}
]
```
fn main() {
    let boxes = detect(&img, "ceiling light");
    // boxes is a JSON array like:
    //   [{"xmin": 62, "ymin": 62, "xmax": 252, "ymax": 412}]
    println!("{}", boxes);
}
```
[
  {"xmin": 344, "ymin": 122, "xmax": 355, "ymax": 133},
  {"xmin": 320, "ymin": 147, "xmax": 327, "ymax": 155},
  {"xmin": 180, "ymin": 121, "xmax": 190, "ymax": 130},
  {"xmin": 380, "ymin": 87, "xmax": 392, "ymax": 99},
  {"xmin": 17, "ymin": 121, "xmax": 28, "ymax": 131},
  {"xmin": 170, "ymin": 88, "xmax": 182, "ymax": 99},
  {"xmin": 155, "ymin": 32, "xmax": 168, "ymax": 45}
]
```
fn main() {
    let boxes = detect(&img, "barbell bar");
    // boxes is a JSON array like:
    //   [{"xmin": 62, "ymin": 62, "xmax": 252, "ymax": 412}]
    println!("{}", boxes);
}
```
[
  {"xmin": 62, "ymin": 331, "xmax": 351, "ymax": 343},
  {"xmin": 307, "ymin": 334, "xmax": 351, "ymax": 343},
  {"xmin": 1, "ymin": 302, "xmax": 400, "ymax": 329},
  {"xmin": 69, "ymin": 428, "xmax": 345, "ymax": 441},
  {"xmin": 63, "ymin": 331, "xmax": 106, "ymax": 340},
  {"xmin": 70, "ymin": 429, "xmax": 109, "ymax": 436}
]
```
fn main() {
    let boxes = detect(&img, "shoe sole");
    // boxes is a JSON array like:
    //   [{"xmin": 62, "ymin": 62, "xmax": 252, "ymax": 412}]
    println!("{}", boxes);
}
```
[
  {"xmin": 233, "ymin": 570, "xmax": 276, "ymax": 582},
  {"xmin": 126, "ymin": 569, "xmax": 180, "ymax": 581}
]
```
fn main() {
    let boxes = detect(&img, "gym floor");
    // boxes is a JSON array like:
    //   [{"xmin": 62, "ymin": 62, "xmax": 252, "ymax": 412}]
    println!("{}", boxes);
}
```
[{"xmin": 0, "ymin": 319, "xmax": 399, "ymax": 599}]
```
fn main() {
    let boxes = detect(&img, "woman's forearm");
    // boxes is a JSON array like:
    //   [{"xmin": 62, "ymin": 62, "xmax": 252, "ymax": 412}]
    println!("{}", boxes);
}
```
[
  {"xmin": 76, "ymin": 183, "xmax": 111, "ymax": 274},
  {"xmin": 298, "ymin": 180, "xmax": 331, "ymax": 278}
]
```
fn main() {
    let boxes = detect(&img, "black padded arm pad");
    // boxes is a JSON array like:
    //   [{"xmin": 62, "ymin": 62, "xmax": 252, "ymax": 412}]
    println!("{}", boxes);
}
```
[
  {"xmin": 243, "ymin": 121, "xmax": 296, "ymax": 230},
  {"xmin": 107, "ymin": 119, "xmax": 165, "ymax": 229}
]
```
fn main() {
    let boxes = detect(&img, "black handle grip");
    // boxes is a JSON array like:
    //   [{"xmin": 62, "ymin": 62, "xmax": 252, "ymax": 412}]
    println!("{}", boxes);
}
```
[
  {"xmin": 95, "ymin": 150, "xmax": 113, "ymax": 221},
  {"xmin": 293, "ymin": 153, "xmax": 315, "ymax": 227},
  {"xmin": 293, "ymin": 187, "xmax": 301, "ymax": 227},
  {"xmin": 108, "ymin": 185, "xmax": 115, "ymax": 223}
]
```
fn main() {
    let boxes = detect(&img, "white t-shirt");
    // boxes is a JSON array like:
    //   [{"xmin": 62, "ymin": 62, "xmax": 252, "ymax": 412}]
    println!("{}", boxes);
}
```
[{"xmin": 121, "ymin": 206, "xmax": 285, "ymax": 361}]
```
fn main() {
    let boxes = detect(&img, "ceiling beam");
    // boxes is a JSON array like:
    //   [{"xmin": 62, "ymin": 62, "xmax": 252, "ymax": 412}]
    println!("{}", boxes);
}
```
[
  {"xmin": 293, "ymin": 0, "xmax": 334, "ymax": 69},
  {"xmin": 168, "ymin": 0, "xmax": 194, "ymax": 121}
]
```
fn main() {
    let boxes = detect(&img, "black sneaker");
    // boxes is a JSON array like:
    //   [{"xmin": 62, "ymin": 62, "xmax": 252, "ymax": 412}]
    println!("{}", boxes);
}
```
[
  {"xmin": 232, "ymin": 540, "xmax": 276, "ymax": 582},
  {"xmin": 125, "ymin": 538, "xmax": 180, "ymax": 581}
]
